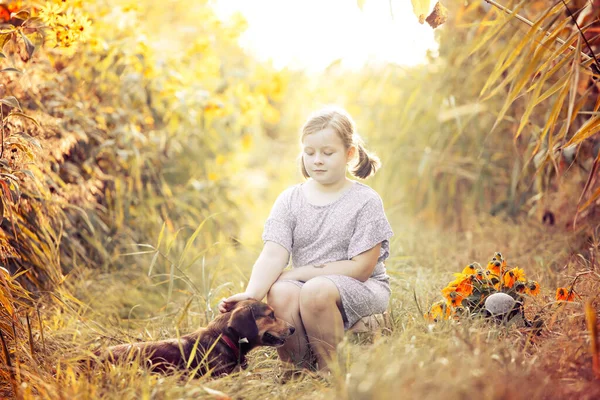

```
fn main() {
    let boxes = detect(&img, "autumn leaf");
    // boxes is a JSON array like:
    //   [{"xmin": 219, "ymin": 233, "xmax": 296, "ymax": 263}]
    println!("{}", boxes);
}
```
[
  {"xmin": 411, "ymin": 0, "xmax": 431, "ymax": 24},
  {"xmin": 426, "ymin": 1, "xmax": 448, "ymax": 29}
]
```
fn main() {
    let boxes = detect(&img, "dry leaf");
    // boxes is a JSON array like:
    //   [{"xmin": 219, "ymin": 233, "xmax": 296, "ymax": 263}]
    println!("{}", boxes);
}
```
[
  {"xmin": 411, "ymin": 0, "xmax": 431, "ymax": 24},
  {"xmin": 426, "ymin": 1, "xmax": 448, "ymax": 29}
]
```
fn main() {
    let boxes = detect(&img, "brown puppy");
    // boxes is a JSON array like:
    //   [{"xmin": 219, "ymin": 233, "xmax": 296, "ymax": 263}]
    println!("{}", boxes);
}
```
[{"xmin": 92, "ymin": 299, "xmax": 295, "ymax": 377}]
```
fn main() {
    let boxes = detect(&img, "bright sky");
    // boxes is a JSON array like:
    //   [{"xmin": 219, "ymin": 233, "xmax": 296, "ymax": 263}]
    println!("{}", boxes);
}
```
[{"xmin": 214, "ymin": 0, "xmax": 438, "ymax": 72}]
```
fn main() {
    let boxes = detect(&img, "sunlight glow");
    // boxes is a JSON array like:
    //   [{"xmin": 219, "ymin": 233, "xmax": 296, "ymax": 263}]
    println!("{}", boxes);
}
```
[{"xmin": 214, "ymin": 0, "xmax": 438, "ymax": 72}]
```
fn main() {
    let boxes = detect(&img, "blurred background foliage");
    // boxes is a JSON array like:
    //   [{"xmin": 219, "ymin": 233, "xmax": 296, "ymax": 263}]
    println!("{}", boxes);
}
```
[{"xmin": 0, "ymin": 0, "xmax": 599, "ymax": 397}]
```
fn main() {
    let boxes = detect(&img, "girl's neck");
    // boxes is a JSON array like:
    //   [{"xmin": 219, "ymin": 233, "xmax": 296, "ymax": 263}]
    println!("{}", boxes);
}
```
[{"xmin": 310, "ymin": 177, "xmax": 353, "ymax": 194}]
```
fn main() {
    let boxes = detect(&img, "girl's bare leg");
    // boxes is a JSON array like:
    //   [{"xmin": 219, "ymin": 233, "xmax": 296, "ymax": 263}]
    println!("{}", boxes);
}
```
[
  {"xmin": 267, "ymin": 282, "xmax": 311, "ymax": 368},
  {"xmin": 298, "ymin": 277, "xmax": 344, "ymax": 372}
]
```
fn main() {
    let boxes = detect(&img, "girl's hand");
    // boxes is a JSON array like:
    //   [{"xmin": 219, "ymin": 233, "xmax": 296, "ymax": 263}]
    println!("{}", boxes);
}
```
[{"xmin": 218, "ymin": 292, "xmax": 255, "ymax": 313}]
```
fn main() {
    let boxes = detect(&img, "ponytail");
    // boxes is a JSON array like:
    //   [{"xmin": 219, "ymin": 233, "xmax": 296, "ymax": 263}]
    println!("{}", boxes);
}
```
[{"xmin": 351, "ymin": 143, "xmax": 381, "ymax": 179}]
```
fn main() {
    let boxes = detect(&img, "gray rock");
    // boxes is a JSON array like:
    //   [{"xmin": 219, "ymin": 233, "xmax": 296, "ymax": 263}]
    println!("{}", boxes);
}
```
[{"xmin": 484, "ymin": 292, "xmax": 516, "ymax": 316}]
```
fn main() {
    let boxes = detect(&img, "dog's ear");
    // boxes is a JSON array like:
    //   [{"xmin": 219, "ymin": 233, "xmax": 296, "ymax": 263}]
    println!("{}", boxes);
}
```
[{"xmin": 227, "ymin": 305, "xmax": 259, "ymax": 341}]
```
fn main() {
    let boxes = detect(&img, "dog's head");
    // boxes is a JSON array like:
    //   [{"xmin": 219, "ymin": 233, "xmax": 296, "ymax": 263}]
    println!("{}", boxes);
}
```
[{"xmin": 227, "ymin": 300, "xmax": 295, "ymax": 347}]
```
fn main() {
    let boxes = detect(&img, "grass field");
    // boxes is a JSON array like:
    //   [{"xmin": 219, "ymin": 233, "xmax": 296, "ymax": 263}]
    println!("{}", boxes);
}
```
[{"xmin": 2, "ymin": 211, "xmax": 594, "ymax": 400}]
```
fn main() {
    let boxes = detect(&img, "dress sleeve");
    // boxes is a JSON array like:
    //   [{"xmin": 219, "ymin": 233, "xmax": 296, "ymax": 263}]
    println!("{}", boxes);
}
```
[
  {"xmin": 261, "ymin": 189, "xmax": 294, "ymax": 253},
  {"xmin": 347, "ymin": 196, "xmax": 394, "ymax": 262}
]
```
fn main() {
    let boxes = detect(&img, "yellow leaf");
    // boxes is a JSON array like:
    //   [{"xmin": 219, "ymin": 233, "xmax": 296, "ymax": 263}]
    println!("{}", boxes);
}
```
[
  {"xmin": 411, "ymin": 0, "xmax": 430, "ymax": 24},
  {"xmin": 565, "ymin": 115, "xmax": 600, "ymax": 147}
]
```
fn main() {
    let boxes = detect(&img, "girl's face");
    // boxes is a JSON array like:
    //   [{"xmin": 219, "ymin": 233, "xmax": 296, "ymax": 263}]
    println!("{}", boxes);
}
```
[{"xmin": 302, "ymin": 128, "xmax": 355, "ymax": 185}]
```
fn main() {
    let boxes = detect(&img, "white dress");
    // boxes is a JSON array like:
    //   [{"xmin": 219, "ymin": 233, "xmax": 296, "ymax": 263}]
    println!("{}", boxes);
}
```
[{"xmin": 261, "ymin": 181, "xmax": 393, "ymax": 329}]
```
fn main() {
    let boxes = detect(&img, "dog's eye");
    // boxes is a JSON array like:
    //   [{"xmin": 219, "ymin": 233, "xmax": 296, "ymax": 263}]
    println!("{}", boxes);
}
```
[{"xmin": 269, "ymin": 312, "xmax": 275, "ymax": 319}]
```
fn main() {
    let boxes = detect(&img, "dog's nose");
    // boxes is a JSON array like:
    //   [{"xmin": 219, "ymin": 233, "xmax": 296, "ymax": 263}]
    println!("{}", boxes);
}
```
[{"xmin": 289, "ymin": 326, "xmax": 296, "ymax": 335}]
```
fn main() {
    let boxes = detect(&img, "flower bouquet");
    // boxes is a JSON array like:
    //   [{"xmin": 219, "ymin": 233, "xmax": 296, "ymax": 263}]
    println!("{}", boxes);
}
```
[{"xmin": 425, "ymin": 252, "xmax": 540, "ymax": 322}]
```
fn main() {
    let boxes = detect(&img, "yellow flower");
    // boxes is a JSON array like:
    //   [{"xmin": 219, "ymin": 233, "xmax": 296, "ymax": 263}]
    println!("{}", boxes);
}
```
[
  {"xmin": 441, "ymin": 286, "xmax": 456, "ymax": 302},
  {"xmin": 461, "ymin": 263, "xmax": 477, "ymax": 275},
  {"xmin": 39, "ymin": 2, "xmax": 64, "ymax": 24},
  {"xmin": 73, "ymin": 15, "xmax": 92, "ymax": 42},
  {"xmin": 512, "ymin": 267, "xmax": 527, "ymax": 282},
  {"xmin": 448, "ymin": 272, "xmax": 468, "ymax": 285},
  {"xmin": 424, "ymin": 301, "xmax": 451, "ymax": 321},
  {"xmin": 503, "ymin": 267, "xmax": 526, "ymax": 289}
]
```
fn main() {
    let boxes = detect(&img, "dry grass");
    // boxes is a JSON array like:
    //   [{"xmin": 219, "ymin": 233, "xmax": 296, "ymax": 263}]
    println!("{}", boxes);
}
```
[
  {"xmin": 2, "ymin": 212, "xmax": 599, "ymax": 399},
  {"xmin": 2, "ymin": 2, "xmax": 600, "ymax": 399}
]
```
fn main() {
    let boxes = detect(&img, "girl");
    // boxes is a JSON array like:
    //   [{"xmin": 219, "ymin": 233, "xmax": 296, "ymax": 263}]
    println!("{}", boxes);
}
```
[{"xmin": 218, "ymin": 106, "xmax": 393, "ymax": 372}]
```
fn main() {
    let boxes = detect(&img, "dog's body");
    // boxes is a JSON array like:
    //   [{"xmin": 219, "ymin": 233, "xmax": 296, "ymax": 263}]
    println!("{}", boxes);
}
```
[{"xmin": 92, "ymin": 300, "xmax": 294, "ymax": 377}]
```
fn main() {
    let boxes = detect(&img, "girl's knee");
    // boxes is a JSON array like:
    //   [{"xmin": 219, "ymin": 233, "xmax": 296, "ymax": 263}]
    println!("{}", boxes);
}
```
[
  {"xmin": 299, "ymin": 278, "xmax": 339, "ymax": 314},
  {"xmin": 267, "ymin": 282, "xmax": 300, "ymax": 312}
]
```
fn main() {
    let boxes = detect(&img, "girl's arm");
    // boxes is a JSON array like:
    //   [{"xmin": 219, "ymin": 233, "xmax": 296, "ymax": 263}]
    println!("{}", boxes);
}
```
[
  {"xmin": 277, "ymin": 244, "xmax": 381, "ymax": 283},
  {"xmin": 218, "ymin": 241, "xmax": 289, "ymax": 312}
]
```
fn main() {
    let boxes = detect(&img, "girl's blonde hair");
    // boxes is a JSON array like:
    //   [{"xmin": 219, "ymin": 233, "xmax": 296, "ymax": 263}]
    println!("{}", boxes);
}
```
[{"xmin": 299, "ymin": 106, "xmax": 381, "ymax": 179}]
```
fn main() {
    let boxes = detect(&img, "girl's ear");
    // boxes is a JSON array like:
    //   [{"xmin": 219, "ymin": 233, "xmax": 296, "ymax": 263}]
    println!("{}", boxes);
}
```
[{"xmin": 347, "ymin": 145, "xmax": 356, "ymax": 161}]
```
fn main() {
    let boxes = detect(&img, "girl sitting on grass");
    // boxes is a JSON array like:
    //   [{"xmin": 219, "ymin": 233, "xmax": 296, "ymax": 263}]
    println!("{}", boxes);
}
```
[{"xmin": 218, "ymin": 106, "xmax": 393, "ymax": 372}]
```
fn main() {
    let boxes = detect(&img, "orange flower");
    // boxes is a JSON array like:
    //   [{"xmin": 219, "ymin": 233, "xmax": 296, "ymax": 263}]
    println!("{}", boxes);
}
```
[
  {"xmin": 441, "ymin": 287, "xmax": 465, "ymax": 307},
  {"xmin": 455, "ymin": 277, "xmax": 474, "ymax": 297},
  {"xmin": 503, "ymin": 267, "xmax": 526, "ymax": 288},
  {"xmin": 475, "ymin": 269, "xmax": 486, "ymax": 281},
  {"xmin": 450, "ymin": 292, "xmax": 464, "ymax": 307},
  {"xmin": 485, "ymin": 269, "xmax": 499, "ymax": 281},
  {"xmin": 487, "ymin": 260, "xmax": 502, "ymax": 276},
  {"xmin": 447, "ymin": 274, "xmax": 474, "ymax": 297},
  {"xmin": 556, "ymin": 287, "xmax": 579, "ymax": 302},
  {"xmin": 503, "ymin": 270, "xmax": 516, "ymax": 288},
  {"xmin": 527, "ymin": 281, "xmax": 540, "ymax": 296},
  {"xmin": 492, "ymin": 252, "xmax": 507, "ymax": 272}
]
